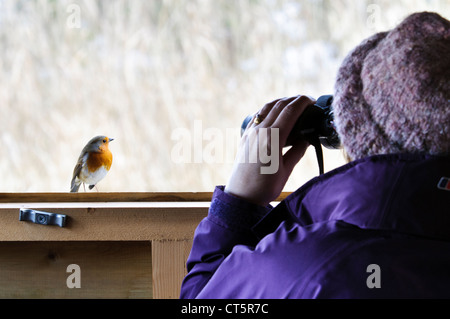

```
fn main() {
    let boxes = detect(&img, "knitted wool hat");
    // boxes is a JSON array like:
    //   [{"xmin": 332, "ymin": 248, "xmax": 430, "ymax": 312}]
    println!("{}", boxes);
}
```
[{"xmin": 333, "ymin": 12, "xmax": 450, "ymax": 160}]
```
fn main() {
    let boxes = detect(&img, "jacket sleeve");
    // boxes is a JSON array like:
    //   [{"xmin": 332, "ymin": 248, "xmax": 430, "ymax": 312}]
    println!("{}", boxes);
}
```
[{"xmin": 179, "ymin": 186, "xmax": 272, "ymax": 299}]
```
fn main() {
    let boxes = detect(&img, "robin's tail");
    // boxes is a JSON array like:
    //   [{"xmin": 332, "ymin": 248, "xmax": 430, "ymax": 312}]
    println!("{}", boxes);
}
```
[{"xmin": 70, "ymin": 179, "xmax": 81, "ymax": 193}]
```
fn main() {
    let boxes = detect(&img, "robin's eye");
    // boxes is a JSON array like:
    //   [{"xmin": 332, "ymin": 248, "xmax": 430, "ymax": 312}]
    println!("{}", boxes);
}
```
[{"xmin": 103, "ymin": 139, "xmax": 106, "ymax": 143}]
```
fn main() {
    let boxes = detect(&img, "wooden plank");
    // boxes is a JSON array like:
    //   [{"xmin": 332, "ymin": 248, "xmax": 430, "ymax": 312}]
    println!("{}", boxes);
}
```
[
  {"xmin": 0, "ymin": 241, "xmax": 152, "ymax": 298},
  {"xmin": 0, "ymin": 192, "xmax": 214, "ymax": 203},
  {"xmin": 0, "ymin": 192, "xmax": 291, "ymax": 203},
  {"xmin": 152, "ymin": 240, "xmax": 192, "ymax": 299},
  {"xmin": 0, "ymin": 207, "xmax": 207, "ymax": 241}
]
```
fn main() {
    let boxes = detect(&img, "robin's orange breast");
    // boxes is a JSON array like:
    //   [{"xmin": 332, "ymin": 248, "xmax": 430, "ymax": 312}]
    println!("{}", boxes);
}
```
[{"xmin": 86, "ymin": 150, "xmax": 113, "ymax": 173}]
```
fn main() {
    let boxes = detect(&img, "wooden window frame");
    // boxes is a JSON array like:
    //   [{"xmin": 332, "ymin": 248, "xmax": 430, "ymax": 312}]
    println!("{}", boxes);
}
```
[{"xmin": 0, "ymin": 192, "xmax": 289, "ymax": 298}]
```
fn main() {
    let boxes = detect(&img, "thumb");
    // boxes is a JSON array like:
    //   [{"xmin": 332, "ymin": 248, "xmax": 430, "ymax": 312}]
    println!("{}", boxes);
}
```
[{"xmin": 282, "ymin": 140, "xmax": 309, "ymax": 174}]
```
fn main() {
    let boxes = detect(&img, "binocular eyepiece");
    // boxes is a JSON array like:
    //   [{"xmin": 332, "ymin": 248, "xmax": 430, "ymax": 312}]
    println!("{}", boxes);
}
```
[{"xmin": 241, "ymin": 95, "xmax": 340, "ymax": 174}]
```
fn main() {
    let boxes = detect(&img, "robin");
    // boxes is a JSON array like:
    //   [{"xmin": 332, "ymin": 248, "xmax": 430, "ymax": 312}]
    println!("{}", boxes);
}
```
[{"xmin": 70, "ymin": 136, "xmax": 114, "ymax": 192}]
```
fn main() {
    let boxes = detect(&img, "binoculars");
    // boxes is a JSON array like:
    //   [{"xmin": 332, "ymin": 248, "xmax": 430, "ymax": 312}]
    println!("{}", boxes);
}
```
[{"xmin": 241, "ymin": 95, "xmax": 340, "ymax": 174}]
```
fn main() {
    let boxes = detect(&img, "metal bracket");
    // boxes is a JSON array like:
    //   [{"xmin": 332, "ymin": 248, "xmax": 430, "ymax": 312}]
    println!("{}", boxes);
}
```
[{"xmin": 19, "ymin": 209, "xmax": 67, "ymax": 227}]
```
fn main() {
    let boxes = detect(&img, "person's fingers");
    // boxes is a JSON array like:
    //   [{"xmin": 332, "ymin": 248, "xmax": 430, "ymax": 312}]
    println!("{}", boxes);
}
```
[
  {"xmin": 247, "ymin": 98, "xmax": 282, "ymax": 129},
  {"xmin": 282, "ymin": 139, "xmax": 309, "ymax": 174},
  {"xmin": 272, "ymin": 95, "xmax": 315, "ymax": 143},
  {"xmin": 259, "ymin": 96, "xmax": 299, "ymax": 128}
]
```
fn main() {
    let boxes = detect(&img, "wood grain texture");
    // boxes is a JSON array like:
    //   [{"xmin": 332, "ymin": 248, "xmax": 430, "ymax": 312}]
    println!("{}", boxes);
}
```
[
  {"xmin": 0, "ymin": 241, "xmax": 152, "ymax": 298},
  {"xmin": 0, "ymin": 192, "xmax": 290, "ymax": 203},
  {"xmin": 152, "ymin": 240, "xmax": 192, "ymax": 299},
  {"xmin": 0, "ymin": 207, "xmax": 207, "ymax": 241}
]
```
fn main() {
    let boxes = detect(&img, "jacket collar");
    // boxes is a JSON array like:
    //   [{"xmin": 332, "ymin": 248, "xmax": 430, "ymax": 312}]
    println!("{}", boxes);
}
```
[{"xmin": 254, "ymin": 153, "xmax": 450, "ymax": 241}]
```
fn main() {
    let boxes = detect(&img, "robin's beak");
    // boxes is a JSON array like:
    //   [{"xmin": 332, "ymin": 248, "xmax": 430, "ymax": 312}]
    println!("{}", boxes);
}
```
[{"xmin": 109, "ymin": 138, "xmax": 114, "ymax": 142}]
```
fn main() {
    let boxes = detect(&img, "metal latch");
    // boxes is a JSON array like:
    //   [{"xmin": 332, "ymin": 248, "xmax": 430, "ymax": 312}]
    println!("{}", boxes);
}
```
[{"xmin": 19, "ymin": 209, "xmax": 67, "ymax": 227}]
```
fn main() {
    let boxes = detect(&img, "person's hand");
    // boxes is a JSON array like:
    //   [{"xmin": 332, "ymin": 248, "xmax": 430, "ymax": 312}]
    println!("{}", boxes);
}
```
[{"xmin": 225, "ymin": 95, "xmax": 314, "ymax": 206}]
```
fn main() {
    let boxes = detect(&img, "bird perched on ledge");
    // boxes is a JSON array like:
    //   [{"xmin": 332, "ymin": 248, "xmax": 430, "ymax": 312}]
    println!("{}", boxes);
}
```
[{"xmin": 70, "ymin": 136, "xmax": 114, "ymax": 192}]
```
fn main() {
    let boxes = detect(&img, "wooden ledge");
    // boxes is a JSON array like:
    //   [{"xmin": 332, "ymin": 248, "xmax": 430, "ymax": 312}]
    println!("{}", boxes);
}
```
[
  {"xmin": 0, "ymin": 192, "xmax": 213, "ymax": 203},
  {"xmin": 0, "ymin": 192, "xmax": 291, "ymax": 203}
]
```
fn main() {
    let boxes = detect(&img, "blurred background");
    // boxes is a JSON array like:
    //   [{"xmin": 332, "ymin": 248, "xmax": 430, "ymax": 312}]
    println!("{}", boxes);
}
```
[{"xmin": 0, "ymin": 0, "xmax": 448, "ymax": 192}]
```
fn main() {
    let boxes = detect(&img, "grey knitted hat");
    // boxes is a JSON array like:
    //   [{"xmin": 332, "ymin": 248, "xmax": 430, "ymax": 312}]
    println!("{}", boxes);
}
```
[{"xmin": 333, "ymin": 12, "xmax": 450, "ymax": 160}]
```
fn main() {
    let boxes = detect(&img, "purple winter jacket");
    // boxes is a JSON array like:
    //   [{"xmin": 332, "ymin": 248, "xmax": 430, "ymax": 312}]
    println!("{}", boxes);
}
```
[{"xmin": 180, "ymin": 154, "xmax": 450, "ymax": 298}]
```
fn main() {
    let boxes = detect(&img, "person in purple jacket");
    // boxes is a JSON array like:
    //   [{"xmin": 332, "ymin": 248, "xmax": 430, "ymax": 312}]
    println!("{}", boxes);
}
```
[{"xmin": 180, "ymin": 12, "xmax": 450, "ymax": 299}]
